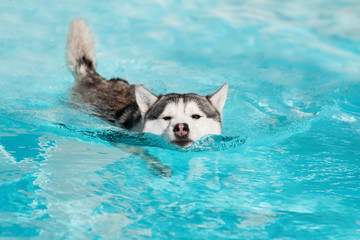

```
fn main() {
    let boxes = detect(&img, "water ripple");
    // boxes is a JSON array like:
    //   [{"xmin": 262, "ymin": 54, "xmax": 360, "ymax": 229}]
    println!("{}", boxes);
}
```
[{"xmin": 55, "ymin": 123, "xmax": 246, "ymax": 152}]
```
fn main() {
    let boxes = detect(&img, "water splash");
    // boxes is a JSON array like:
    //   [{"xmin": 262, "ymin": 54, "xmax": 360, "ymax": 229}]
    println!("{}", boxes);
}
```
[{"xmin": 55, "ymin": 123, "xmax": 246, "ymax": 152}]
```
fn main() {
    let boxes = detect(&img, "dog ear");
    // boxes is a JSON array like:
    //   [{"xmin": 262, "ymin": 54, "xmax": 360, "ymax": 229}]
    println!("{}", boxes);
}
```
[
  {"xmin": 208, "ymin": 83, "xmax": 228, "ymax": 114},
  {"xmin": 135, "ymin": 85, "xmax": 158, "ymax": 114}
]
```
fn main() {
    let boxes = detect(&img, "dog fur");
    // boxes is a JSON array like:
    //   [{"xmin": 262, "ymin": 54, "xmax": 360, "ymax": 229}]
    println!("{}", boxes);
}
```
[{"xmin": 67, "ymin": 19, "xmax": 228, "ymax": 147}]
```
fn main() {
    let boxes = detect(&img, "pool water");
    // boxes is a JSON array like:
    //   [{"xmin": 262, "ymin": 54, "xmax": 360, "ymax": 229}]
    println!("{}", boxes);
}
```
[{"xmin": 1, "ymin": 0, "xmax": 360, "ymax": 239}]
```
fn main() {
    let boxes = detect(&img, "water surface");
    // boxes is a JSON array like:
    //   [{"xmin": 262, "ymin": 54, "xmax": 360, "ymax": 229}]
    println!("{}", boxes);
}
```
[{"xmin": 0, "ymin": 0, "xmax": 360, "ymax": 239}]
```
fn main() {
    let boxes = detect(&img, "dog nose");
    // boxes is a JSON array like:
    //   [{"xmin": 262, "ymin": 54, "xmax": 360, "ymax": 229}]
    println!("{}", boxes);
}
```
[{"xmin": 173, "ymin": 123, "xmax": 189, "ymax": 137}]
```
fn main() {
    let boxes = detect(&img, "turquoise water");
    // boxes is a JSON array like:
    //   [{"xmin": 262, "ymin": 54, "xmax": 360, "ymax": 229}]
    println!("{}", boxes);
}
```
[{"xmin": 1, "ymin": 0, "xmax": 360, "ymax": 239}]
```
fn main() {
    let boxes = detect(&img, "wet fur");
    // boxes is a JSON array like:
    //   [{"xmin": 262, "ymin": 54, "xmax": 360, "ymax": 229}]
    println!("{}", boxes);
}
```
[
  {"xmin": 68, "ymin": 19, "xmax": 142, "ymax": 130},
  {"xmin": 66, "ymin": 19, "xmax": 228, "ymax": 177},
  {"xmin": 67, "ymin": 19, "xmax": 228, "ymax": 146},
  {"xmin": 71, "ymin": 68, "xmax": 141, "ymax": 129}
]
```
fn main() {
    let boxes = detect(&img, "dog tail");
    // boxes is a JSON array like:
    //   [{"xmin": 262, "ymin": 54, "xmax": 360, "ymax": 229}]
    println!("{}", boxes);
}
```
[{"xmin": 67, "ymin": 18, "xmax": 96, "ymax": 78}]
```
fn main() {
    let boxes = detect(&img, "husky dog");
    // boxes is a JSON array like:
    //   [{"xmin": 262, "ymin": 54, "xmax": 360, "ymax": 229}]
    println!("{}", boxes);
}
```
[{"xmin": 67, "ymin": 19, "xmax": 228, "ymax": 147}]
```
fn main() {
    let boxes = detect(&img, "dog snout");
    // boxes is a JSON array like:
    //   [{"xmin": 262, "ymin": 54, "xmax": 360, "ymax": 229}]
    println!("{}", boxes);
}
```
[{"xmin": 173, "ymin": 123, "xmax": 189, "ymax": 137}]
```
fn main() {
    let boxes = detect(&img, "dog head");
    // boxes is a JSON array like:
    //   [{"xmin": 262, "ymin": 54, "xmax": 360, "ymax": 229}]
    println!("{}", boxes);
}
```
[{"xmin": 135, "ymin": 84, "xmax": 228, "ymax": 147}]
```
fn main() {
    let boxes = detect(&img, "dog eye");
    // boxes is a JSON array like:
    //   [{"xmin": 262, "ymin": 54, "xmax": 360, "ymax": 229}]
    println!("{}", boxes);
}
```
[
  {"xmin": 162, "ymin": 116, "xmax": 172, "ymax": 121},
  {"xmin": 191, "ymin": 114, "xmax": 201, "ymax": 119}
]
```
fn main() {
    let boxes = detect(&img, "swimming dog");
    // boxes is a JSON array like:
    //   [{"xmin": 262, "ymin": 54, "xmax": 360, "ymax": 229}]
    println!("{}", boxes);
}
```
[{"xmin": 67, "ymin": 19, "xmax": 228, "ymax": 147}]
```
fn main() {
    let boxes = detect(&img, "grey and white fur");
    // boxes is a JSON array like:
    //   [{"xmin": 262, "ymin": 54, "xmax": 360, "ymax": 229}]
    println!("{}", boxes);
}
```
[{"xmin": 67, "ymin": 19, "xmax": 228, "ymax": 147}]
